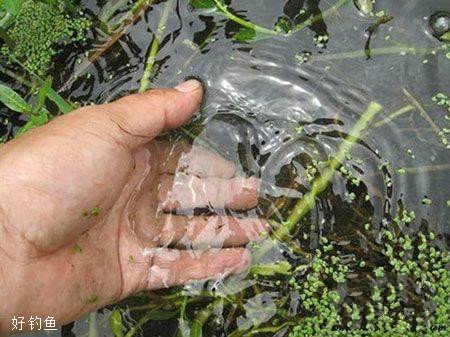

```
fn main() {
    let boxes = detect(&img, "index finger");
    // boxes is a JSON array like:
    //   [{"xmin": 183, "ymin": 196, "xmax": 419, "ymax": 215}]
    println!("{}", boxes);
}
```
[{"xmin": 154, "ymin": 141, "xmax": 236, "ymax": 178}]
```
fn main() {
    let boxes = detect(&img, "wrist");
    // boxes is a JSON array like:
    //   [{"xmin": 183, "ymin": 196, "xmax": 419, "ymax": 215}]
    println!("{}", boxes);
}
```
[{"xmin": 0, "ymin": 205, "xmax": 15, "ymax": 336}]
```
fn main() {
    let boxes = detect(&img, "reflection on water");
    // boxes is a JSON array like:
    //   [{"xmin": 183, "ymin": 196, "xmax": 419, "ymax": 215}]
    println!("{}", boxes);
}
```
[{"xmin": 1, "ymin": 0, "xmax": 449, "ymax": 336}]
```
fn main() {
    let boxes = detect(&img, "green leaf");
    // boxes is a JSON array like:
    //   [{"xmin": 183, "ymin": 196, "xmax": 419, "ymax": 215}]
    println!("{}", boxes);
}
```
[
  {"xmin": 0, "ymin": 12, "xmax": 14, "ymax": 30},
  {"xmin": 2, "ymin": 0, "xmax": 24, "ymax": 16},
  {"xmin": 233, "ymin": 27, "xmax": 256, "ymax": 42},
  {"xmin": 0, "ymin": 83, "xmax": 31, "ymax": 113},
  {"xmin": 190, "ymin": 321, "xmax": 203, "ymax": 337},
  {"xmin": 33, "ymin": 75, "xmax": 74, "ymax": 114},
  {"xmin": 17, "ymin": 112, "xmax": 49, "ymax": 136},
  {"xmin": 109, "ymin": 309, "xmax": 124, "ymax": 337},
  {"xmin": 33, "ymin": 77, "xmax": 52, "ymax": 114},
  {"xmin": 250, "ymin": 261, "xmax": 292, "ymax": 276},
  {"xmin": 190, "ymin": 0, "xmax": 216, "ymax": 9}
]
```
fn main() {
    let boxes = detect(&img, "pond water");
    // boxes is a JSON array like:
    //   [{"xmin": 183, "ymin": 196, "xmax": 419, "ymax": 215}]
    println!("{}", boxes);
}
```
[{"xmin": 1, "ymin": 0, "xmax": 449, "ymax": 336}]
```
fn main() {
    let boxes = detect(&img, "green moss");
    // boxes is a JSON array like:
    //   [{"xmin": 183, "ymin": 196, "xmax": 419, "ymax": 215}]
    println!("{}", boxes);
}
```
[{"xmin": 1, "ymin": 0, "xmax": 91, "ymax": 75}]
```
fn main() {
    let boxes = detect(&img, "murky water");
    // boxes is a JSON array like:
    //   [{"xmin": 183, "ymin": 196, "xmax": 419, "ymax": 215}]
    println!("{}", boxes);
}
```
[{"xmin": 1, "ymin": 0, "xmax": 449, "ymax": 336}]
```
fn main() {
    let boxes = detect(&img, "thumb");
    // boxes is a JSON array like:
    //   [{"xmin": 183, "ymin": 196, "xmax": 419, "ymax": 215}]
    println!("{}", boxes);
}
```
[{"xmin": 97, "ymin": 79, "xmax": 203, "ymax": 148}]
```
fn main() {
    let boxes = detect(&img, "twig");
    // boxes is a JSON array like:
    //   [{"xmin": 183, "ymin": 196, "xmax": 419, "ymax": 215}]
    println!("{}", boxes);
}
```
[
  {"xmin": 139, "ymin": 0, "xmax": 175, "ymax": 93},
  {"xmin": 402, "ymin": 88, "xmax": 441, "ymax": 134},
  {"xmin": 59, "ymin": 0, "xmax": 154, "ymax": 92}
]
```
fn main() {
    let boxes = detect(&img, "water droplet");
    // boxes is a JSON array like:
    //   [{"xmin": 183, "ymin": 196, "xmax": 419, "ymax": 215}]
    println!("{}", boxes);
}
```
[{"xmin": 429, "ymin": 11, "xmax": 450, "ymax": 40}]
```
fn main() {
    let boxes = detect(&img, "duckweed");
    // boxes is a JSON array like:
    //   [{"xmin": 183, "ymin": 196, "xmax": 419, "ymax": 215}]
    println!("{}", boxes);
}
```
[
  {"xmin": 0, "ymin": 0, "xmax": 91, "ymax": 74},
  {"xmin": 289, "ymin": 227, "xmax": 449, "ymax": 337}
]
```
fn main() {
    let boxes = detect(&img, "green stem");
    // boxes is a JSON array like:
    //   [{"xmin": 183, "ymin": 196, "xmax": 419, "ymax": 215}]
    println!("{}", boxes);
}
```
[
  {"xmin": 60, "ymin": 0, "xmax": 154, "ymax": 92},
  {"xmin": 279, "ymin": 101, "xmax": 383, "ymax": 234},
  {"xmin": 371, "ymin": 104, "xmax": 415, "ymax": 129},
  {"xmin": 124, "ymin": 309, "xmax": 159, "ymax": 337},
  {"xmin": 212, "ymin": 0, "xmax": 279, "ymax": 36},
  {"xmin": 311, "ymin": 44, "xmax": 447, "ymax": 62},
  {"xmin": 292, "ymin": 0, "xmax": 350, "ymax": 34},
  {"xmin": 402, "ymin": 164, "xmax": 450, "ymax": 174},
  {"xmin": 254, "ymin": 101, "xmax": 383, "ymax": 261},
  {"xmin": 8, "ymin": 56, "xmax": 74, "ymax": 113},
  {"xmin": 139, "ymin": 0, "xmax": 174, "ymax": 93},
  {"xmin": 213, "ymin": 0, "xmax": 348, "ymax": 38},
  {"xmin": 103, "ymin": 0, "xmax": 150, "ymax": 31},
  {"xmin": 193, "ymin": 298, "xmax": 224, "ymax": 327},
  {"xmin": 0, "ymin": 65, "xmax": 33, "ymax": 87},
  {"xmin": 229, "ymin": 321, "xmax": 296, "ymax": 337}
]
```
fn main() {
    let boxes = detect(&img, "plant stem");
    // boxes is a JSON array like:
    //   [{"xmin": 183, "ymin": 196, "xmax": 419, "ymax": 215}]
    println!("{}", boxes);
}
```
[
  {"xmin": 212, "ymin": 0, "xmax": 348, "ymax": 39},
  {"xmin": 311, "ymin": 44, "xmax": 447, "ymax": 62},
  {"xmin": 278, "ymin": 101, "xmax": 383, "ymax": 235},
  {"xmin": 139, "ymin": 0, "xmax": 174, "ymax": 93},
  {"xmin": 0, "ymin": 64, "xmax": 74, "ymax": 114},
  {"xmin": 100, "ymin": 0, "xmax": 148, "ymax": 27},
  {"xmin": 254, "ymin": 101, "xmax": 383, "ymax": 261},
  {"xmin": 124, "ymin": 309, "xmax": 159, "ymax": 337},
  {"xmin": 371, "ymin": 104, "xmax": 415, "ymax": 129},
  {"xmin": 0, "ymin": 65, "xmax": 33, "ymax": 87},
  {"xmin": 193, "ymin": 298, "xmax": 224, "ymax": 328},
  {"xmin": 292, "ymin": 0, "xmax": 350, "ymax": 34},
  {"xmin": 212, "ymin": 0, "xmax": 279, "ymax": 36},
  {"xmin": 402, "ymin": 88, "xmax": 441, "ymax": 134},
  {"xmin": 60, "ymin": 0, "xmax": 154, "ymax": 93},
  {"xmin": 402, "ymin": 164, "xmax": 450, "ymax": 174}
]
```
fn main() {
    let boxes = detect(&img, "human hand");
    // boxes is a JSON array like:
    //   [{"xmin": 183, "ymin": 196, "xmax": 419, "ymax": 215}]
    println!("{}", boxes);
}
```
[{"xmin": 0, "ymin": 80, "xmax": 266, "ymax": 334}]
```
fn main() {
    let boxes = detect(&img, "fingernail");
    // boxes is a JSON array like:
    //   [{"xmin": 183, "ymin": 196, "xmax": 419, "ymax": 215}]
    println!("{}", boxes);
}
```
[{"xmin": 175, "ymin": 79, "xmax": 201, "ymax": 93}]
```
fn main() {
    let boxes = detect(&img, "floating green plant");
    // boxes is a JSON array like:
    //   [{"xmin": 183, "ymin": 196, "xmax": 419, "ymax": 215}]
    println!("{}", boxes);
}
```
[
  {"xmin": 0, "ymin": 0, "xmax": 91, "ymax": 75},
  {"xmin": 0, "ymin": 1, "xmax": 448, "ymax": 337}
]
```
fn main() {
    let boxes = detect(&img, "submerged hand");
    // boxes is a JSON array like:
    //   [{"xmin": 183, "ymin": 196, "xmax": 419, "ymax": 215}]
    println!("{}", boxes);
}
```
[{"xmin": 0, "ymin": 80, "xmax": 265, "ymax": 334}]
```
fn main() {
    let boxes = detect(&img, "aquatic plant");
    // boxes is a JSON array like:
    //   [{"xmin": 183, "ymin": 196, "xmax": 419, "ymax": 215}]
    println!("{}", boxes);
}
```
[
  {"xmin": 0, "ymin": 1, "xmax": 449, "ymax": 337},
  {"xmin": 0, "ymin": 0, "xmax": 91, "ymax": 75},
  {"xmin": 288, "ymin": 228, "xmax": 450, "ymax": 337}
]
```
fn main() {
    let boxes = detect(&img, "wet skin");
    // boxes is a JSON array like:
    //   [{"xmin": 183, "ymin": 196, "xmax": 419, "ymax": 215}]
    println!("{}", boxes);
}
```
[{"xmin": 0, "ymin": 80, "xmax": 266, "ymax": 334}]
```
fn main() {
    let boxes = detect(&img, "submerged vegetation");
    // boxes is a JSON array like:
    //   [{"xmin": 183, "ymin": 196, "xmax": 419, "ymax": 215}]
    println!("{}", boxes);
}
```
[{"xmin": 0, "ymin": 1, "xmax": 449, "ymax": 337}]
